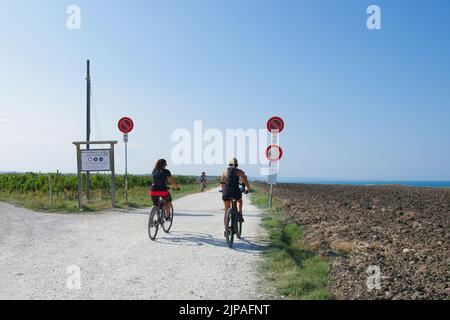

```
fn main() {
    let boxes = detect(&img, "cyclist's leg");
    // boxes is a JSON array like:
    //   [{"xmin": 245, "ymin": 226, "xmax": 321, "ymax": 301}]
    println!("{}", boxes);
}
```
[
  {"xmin": 151, "ymin": 196, "xmax": 160, "ymax": 207},
  {"xmin": 237, "ymin": 198, "xmax": 243, "ymax": 213},
  {"xmin": 223, "ymin": 200, "xmax": 231, "ymax": 228},
  {"xmin": 163, "ymin": 193, "xmax": 173, "ymax": 219},
  {"xmin": 237, "ymin": 198, "xmax": 244, "ymax": 222}
]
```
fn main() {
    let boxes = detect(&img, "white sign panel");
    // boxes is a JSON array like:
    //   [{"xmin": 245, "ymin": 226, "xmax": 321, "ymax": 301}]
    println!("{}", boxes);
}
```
[
  {"xmin": 267, "ymin": 161, "xmax": 278, "ymax": 185},
  {"xmin": 81, "ymin": 149, "xmax": 111, "ymax": 172},
  {"xmin": 268, "ymin": 174, "xmax": 278, "ymax": 185}
]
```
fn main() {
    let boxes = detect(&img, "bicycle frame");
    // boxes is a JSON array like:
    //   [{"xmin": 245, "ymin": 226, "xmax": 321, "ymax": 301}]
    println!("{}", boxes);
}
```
[{"xmin": 148, "ymin": 189, "xmax": 175, "ymax": 240}]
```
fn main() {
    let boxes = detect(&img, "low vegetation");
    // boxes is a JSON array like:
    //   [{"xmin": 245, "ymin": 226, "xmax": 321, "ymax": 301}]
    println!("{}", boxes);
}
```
[
  {"xmin": 0, "ymin": 173, "xmax": 213, "ymax": 213},
  {"xmin": 251, "ymin": 189, "xmax": 332, "ymax": 300}
]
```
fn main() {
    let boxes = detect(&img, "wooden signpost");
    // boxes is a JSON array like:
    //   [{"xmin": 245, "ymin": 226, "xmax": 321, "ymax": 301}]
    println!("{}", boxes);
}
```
[{"xmin": 73, "ymin": 141, "xmax": 117, "ymax": 210}]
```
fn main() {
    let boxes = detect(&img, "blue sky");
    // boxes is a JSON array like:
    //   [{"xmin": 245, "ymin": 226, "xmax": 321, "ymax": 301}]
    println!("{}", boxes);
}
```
[{"xmin": 0, "ymin": 0, "xmax": 449, "ymax": 180}]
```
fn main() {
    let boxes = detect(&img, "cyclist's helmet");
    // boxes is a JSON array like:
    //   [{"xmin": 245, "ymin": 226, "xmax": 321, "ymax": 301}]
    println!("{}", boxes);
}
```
[{"xmin": 229, "ymin": 157, "xmax": 239, "ymax": 168}]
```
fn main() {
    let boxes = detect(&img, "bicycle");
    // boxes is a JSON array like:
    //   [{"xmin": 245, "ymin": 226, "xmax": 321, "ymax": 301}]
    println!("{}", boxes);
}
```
[
  {"xmin": 221, "ymin": 184, "xmax": 249, "ymax": 248},
  {"xmin": 200, "ymin": 181, "xmax": 207, "ymax": 192},
  {"xmin": 148, "ymin": 187, "xmax": 179, "ymax": 240}
]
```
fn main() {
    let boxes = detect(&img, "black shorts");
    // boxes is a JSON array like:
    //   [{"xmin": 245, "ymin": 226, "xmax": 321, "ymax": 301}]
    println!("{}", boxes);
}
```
[
  {"xmin": 151, "ymin": 192, "xmax": 172, "ymax": 206},
  {"xmin": 222, "ymin": 190, "xmax": 242, "ymax": 202}
]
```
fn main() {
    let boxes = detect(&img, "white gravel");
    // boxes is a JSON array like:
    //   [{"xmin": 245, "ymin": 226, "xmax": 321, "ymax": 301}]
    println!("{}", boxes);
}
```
[{"xmin": 0, "ymin": 188, "xmax": 272, "ymax": 300}]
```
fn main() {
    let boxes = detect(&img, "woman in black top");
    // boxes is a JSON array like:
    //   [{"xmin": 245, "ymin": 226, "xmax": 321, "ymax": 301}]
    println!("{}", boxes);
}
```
[
  {"xmin": 150, "ymin": 159, "xmax": 180, "ymax": 219},
  {"xmin": 220, "ymin": 158, "xmax": 251, "ymax": 236}
]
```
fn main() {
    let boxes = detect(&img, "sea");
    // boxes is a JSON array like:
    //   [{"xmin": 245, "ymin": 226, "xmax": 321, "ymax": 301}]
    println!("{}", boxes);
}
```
[{"xmin": 253, "ymin": 178, "xmax": 450, "ymax": 188}]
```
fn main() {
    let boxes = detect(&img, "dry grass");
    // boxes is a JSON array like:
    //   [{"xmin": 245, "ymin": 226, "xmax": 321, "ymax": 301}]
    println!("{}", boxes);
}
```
[{"xmin": 330, "ymin": 241, "xmax": 358, "ymax": 254}]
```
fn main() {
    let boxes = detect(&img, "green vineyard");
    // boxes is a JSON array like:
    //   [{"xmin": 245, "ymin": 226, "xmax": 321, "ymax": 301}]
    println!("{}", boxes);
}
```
[
  {"xmin": 0, "ymin": 173, "xmax": 203, "ymax": 212},
  {"xmin": 0, "ymin": 173, "xmax": 196, "ymax": 193}
]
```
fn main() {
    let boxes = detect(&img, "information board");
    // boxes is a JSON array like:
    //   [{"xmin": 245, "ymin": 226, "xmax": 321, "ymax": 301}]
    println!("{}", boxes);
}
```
[{"xmin": 81, "ymin": 149, "xmax": 111, "ymax": 172}]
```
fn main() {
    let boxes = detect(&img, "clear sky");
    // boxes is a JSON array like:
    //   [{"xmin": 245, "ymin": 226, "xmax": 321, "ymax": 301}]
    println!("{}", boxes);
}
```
[{"xmin": 1, "ymin": 0, "xmax": 449, "ymax": 180}]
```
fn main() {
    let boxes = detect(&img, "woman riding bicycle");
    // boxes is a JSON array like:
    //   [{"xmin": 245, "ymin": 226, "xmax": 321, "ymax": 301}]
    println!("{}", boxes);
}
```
[
  {"xmin": 150, "ymin": 159, "xmax": 180, "ymax": 220},
  {"xmin": 220, "ymin": 158, "xmax": 251, "ymax": 237}
]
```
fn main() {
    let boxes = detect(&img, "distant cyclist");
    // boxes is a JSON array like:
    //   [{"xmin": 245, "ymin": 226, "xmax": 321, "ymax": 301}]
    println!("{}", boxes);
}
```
[
  {"xmin": 150, "ymin": 159, "xmax": 180, "ymax": 220},
  {"xmin": 220, "ymin": 158, "xmax": 251, "ymax": 237},
  {"xmin": 200, "ymin": 172, "xmax": 207, "ymax": 192}
]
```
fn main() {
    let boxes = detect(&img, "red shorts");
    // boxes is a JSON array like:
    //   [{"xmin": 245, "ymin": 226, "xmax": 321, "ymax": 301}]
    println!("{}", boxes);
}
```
[{"xmin": 148, "ymin": 191, "xmax": 172, "ymax": 205}]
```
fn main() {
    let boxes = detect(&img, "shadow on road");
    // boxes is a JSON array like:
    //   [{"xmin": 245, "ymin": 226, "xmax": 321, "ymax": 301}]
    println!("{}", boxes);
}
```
[
  {"xmin": 154, "ymin": 231, "xmax": 267, "ymax": 253},
  {"xmin": 174, "ymin": 212, "xmax": 215, "ymax": 217}
]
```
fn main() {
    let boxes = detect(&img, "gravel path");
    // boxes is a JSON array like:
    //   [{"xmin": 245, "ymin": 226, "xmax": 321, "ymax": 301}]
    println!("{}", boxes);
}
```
[{"xmin": 0, "ymin": 189, "xmax": 272, "ymax": 300}]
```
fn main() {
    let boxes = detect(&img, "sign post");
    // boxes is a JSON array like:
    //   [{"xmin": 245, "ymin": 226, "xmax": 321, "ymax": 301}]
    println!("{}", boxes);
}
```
[
  {"xmin": 266, "ymin": 116, "xmax": 285, "ymax": 208},
  {"xmin": 118, "ymin": 117, "xmax": 134, "ymax": 204},
  {"xmin": 73, "ymin": 141, "xmax": 117, "ymax": 210}
]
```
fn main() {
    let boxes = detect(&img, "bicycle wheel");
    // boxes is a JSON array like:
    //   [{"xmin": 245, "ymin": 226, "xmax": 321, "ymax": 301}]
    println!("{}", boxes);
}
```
[
  {"xmin": 148, "ymin": 206, "xmax": 159, "ymax": 240},
  {"xmin": 225, "ymin": 208, "xmax": 235, "ymax": 248},
  {"xmin": 162, "ymin": 203, "xmax": 174, "ymax": 233},
  {"xmin": 237, "ymin": 219, "xmax": 243, "ymax": 239}
]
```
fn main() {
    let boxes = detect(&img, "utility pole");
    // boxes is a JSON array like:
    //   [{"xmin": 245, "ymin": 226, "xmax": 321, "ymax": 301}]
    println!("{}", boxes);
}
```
[{"xmin": 86, "ymin": 60, "xmax": 91, "ymax": 202}]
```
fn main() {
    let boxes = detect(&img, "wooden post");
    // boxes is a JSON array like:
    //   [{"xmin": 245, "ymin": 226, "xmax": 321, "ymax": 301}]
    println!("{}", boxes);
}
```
[
  {"xmin": 76, "ymin": 144, "xmax": 83, "ymax": 210},
  {"xmin": 110, "ymin": 143, "xmax": 116, "ymax": 207},
  {"xmin": 49, "ymin": 174, "xmax": 54, "ymax": 208},
  {"xmin": 55, "ymin": 170, "xmax": 60, "ymax": 198}
]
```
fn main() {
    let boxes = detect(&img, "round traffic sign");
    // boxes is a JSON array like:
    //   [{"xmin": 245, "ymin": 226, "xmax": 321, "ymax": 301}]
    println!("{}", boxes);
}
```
[
  {"xmin": 266, "ymin": 145, "xmax": 283, "ymax": 161},
  {"xmin": 267, "ymin": 116, "xmax": 284, "ymax": 133},
  {"xmin": 118, "ymin": 117, "xmax": 134, "ymax": 134}
]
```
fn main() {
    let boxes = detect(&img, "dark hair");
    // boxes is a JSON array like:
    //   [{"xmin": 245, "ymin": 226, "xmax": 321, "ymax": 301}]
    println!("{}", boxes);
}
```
[{"xmin": 154, "ymin": 159, "xmax": 167, "ymax": 171}]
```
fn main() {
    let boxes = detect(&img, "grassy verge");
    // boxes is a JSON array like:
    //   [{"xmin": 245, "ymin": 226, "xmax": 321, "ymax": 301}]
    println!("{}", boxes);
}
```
[
  {"xmin": 251, "ymin": 189, "xmax": 333, "ymax": 300},
  {"xmin": 0, "ymin": 183, "xmax": 213, "ymax": 213}
]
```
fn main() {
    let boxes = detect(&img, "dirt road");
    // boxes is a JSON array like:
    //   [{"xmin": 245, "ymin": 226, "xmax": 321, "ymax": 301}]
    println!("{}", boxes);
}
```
[{"xmin": 0, "ymin": 189, "xmax": 270, "ymax": 300}]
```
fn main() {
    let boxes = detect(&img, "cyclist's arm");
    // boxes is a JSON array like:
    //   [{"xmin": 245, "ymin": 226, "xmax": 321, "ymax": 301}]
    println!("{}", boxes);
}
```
[
  {"xmin": 220, "ymin": 171, "xmax": 226, "ymax": 190},
  {"xmin": 236, "ymin": 170, "xmax": 251, "ymax": 192},
  {"xmin": 168, "ymin": 176, "xmax": 180, "ymax": 190}
]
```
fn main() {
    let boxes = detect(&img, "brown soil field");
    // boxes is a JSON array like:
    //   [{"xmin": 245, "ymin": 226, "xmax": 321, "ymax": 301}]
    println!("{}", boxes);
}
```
[{"xmin": 255, "ymin": 183, "xmax": 450, "ymax": 300}]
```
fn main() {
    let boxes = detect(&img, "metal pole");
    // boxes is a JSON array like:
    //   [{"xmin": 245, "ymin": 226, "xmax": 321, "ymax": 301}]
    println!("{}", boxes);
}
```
[
  {"xmin": 269, "ymin": 184, "xmax": 273, "ymax": 209},
  {"xmin": 86, "ymin": 60, "xmax": 91, "ymax": 203},
  {"xmin": 125, "ymin": 139, "xmax": 128, "ymax": 203},
  {"xmin": 110, "ymin": 143, "xmax": 116, "ymax": 207}
]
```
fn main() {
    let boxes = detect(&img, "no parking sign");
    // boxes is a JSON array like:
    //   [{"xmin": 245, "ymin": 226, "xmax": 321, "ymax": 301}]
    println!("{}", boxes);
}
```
[
  {"xmin": 118, "ymin": 116, "xmax": 134, "ymax": 203},
  {"xmin": 267, "ymin": 116, "xmax": 285, "ymax": 133}
]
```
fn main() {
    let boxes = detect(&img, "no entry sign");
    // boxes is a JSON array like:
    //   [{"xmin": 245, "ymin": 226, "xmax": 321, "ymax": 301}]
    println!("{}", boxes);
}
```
[
  {"xmin": 266, "ymin": 145, "xmax": 283, "ymax": 161},
  {"xmin": 118, "ymin": 117, "xmax": 134, "ymax": 134},
  {"xmin": 267, "ymin": 116, "xmax": 285, "ymax": 133}
]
